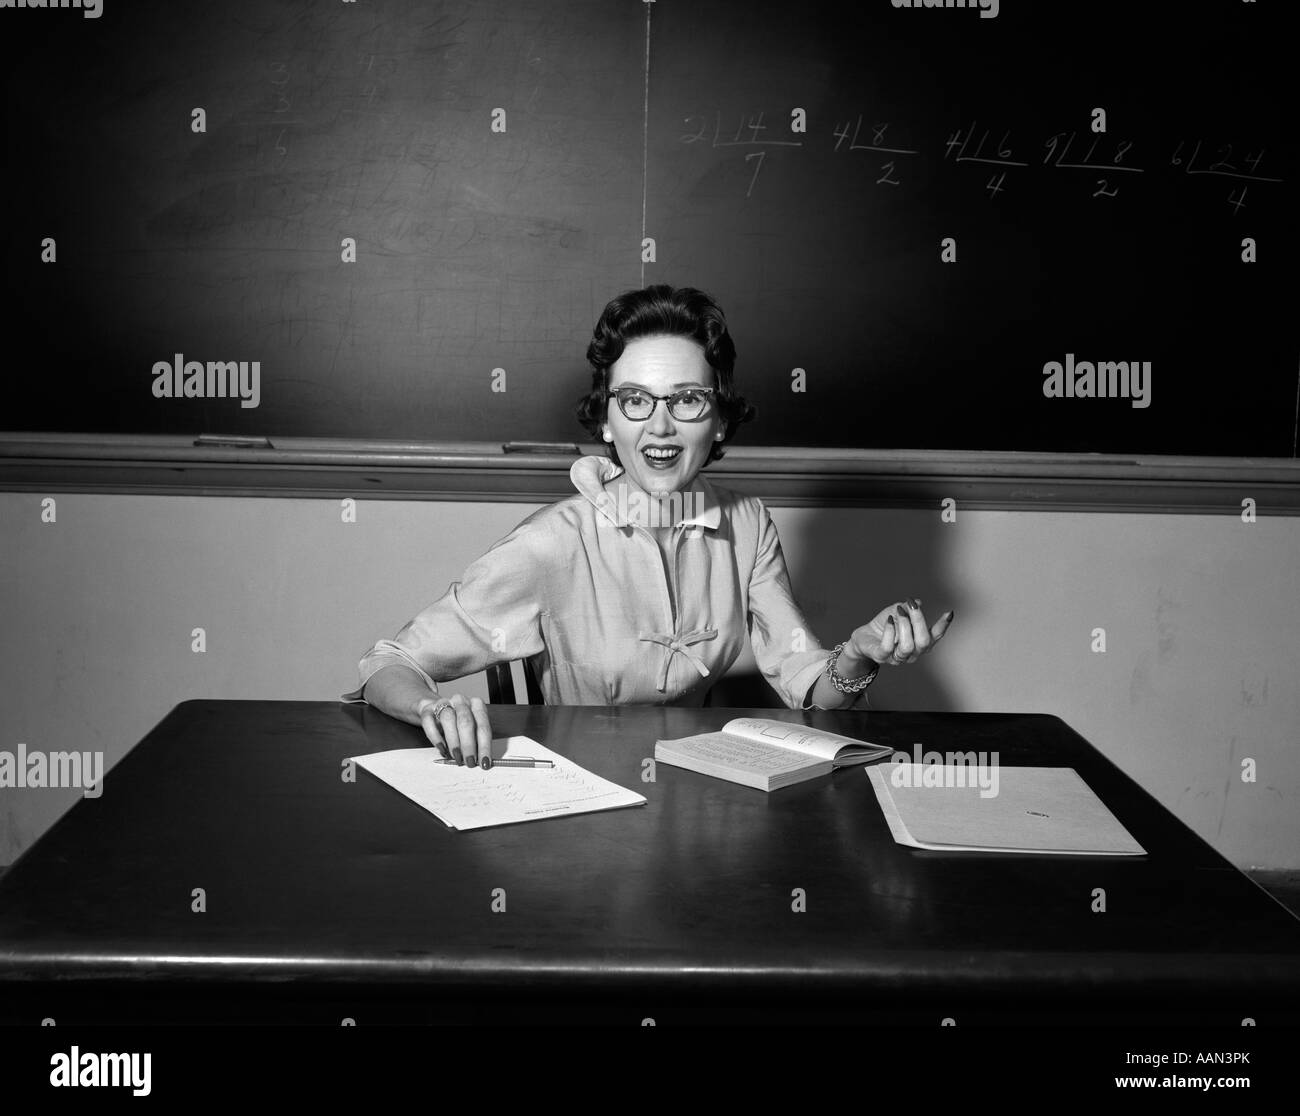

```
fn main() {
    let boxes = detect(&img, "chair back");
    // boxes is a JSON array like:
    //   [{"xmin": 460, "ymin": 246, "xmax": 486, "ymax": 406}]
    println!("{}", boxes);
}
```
[{"xmin": 485, "ymin": 658, "xmax": 545, "ymax": 705}]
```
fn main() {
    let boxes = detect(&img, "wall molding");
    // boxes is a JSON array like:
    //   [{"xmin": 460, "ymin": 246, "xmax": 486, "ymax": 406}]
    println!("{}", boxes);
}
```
[{"xmin": 2, "ymin": 434, "xmax": 1298, "ymax": 513}]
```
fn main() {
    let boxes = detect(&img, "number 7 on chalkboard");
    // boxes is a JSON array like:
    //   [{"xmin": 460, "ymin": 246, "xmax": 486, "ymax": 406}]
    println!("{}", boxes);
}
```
[{"xmin": 745, "ymin": 151, "xmax": 764, "ymax": 198}]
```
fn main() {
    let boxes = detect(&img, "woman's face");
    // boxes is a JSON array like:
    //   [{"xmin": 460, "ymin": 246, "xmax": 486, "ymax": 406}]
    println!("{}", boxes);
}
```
[{"xmin": 603, "ymin": 335, "xmax": 723, "ymax": 500}]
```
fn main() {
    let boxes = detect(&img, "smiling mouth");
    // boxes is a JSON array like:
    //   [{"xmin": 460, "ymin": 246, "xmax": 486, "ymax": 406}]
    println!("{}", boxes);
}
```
[{"xmin": 641, "ymin": 446, "xmax": 683, "ymax": 464}]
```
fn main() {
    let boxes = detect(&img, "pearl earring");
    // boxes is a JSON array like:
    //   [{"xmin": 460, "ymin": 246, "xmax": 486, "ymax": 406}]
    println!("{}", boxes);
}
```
[{"xmin": 603, "ymin": 431, "xmax": 613, "ymax": 442}]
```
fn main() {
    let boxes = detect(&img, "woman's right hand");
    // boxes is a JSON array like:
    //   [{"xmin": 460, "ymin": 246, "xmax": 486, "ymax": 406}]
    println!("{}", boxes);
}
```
[{"xmin": 414, "ymin": 693, "xmax": 495, "ymax": 769}]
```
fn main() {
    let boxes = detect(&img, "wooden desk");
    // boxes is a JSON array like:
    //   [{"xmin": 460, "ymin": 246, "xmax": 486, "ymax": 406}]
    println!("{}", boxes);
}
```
[{"xmin": 1, "ymin": 700, "xmax": 1296, "ymax": 1025}]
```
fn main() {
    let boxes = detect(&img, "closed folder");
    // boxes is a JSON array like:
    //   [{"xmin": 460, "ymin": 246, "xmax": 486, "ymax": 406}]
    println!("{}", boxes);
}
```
[{"xmin": 867, "ymin": 764, "xmax": 1147, "ymax": 855}]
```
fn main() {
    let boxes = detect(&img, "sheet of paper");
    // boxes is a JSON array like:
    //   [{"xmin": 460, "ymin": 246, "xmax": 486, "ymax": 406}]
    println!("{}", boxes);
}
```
[{"xmin": 351, "ymin": 736, "xmax": 646, "ymax": 831}]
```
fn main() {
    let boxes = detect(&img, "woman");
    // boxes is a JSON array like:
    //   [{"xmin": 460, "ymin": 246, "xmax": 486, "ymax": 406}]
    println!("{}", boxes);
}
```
[{"xmin": 342, "ymin": 285, "xmax": 953, "ymax": 768}]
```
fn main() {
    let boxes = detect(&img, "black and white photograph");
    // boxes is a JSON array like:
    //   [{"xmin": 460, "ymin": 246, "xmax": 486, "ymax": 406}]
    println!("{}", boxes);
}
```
[{"xmin": 0, "ymin": 0, "xmax": 1296, "ymax": 1099}]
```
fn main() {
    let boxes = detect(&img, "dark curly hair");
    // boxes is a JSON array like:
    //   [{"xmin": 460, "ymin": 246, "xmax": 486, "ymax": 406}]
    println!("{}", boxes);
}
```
[{"xmin": 575, "ymin": 284, "xmax": 757, "ymax": 468}]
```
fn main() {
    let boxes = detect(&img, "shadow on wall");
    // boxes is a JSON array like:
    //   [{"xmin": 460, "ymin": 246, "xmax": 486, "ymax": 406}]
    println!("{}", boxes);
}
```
[
  {"xmin": 704, "ymin": 672, "xmax": 782, "ymax": 709},
  {"xmin": 749, "ymin": 502, "xmax": 962, "ymax": 713}
]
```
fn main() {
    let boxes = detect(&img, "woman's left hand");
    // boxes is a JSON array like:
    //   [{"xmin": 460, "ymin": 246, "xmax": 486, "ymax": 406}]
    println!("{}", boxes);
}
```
[{"xmin": 847, "ymin": 598, "xmax": 953, "ymax": 667}]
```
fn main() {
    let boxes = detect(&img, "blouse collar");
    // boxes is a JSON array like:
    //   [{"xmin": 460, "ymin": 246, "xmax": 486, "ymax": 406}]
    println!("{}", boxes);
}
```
[{"xmin": 569, "ymin": 454, "xmax": 722, "ymax": 531}]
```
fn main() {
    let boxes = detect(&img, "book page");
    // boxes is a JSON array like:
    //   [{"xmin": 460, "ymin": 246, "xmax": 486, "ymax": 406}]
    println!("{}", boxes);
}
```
[
  {"xmin": 721, "ymin": 718, "xmax": 887, "ymax": 763},
  {"xmin": 656, "ymin": 732, "xmax": 817, "ymax": 776},
  {"xmin": 351, "ymin": 736, "xmax": 645, "ymax": 831}
]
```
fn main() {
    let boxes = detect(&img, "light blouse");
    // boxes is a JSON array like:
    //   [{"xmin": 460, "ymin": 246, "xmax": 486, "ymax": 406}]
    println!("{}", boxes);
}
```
[{"xmin": 341, "ymin": 455, "xmax": 870, "ymax": 711}]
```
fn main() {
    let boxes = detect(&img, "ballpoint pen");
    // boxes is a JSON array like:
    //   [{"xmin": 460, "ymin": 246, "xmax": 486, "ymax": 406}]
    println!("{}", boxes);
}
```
[{"xmin": 433, "ymin": 757, "xmax": 554, "ymax": 768}]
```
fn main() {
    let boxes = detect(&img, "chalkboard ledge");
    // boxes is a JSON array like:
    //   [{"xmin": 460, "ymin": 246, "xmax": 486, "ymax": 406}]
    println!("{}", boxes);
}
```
[{"xmin": 1, "ymin": 434, "xmax": 1298, "ymax": 514}]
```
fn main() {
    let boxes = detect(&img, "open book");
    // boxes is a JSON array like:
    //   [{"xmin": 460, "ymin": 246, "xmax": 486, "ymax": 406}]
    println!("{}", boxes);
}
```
[{"xmin": 654, "ymin": 717, "xmax": 894, "ymax": 792}]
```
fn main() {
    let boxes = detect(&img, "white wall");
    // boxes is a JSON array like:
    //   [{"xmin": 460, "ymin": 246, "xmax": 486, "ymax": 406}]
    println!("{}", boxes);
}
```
[{"xmin": 2, "ymin": 491, "xmax": 1296, "ymax": 869}]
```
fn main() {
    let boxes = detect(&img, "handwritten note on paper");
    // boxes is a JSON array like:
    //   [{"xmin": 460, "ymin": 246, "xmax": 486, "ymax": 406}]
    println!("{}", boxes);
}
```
[{"xmin": 350, "ymin": 736, "xmax": 646, "ymax": 831}]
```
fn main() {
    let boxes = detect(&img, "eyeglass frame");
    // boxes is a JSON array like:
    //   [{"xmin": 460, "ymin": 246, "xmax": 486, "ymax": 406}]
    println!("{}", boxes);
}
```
[{"xmin": 603, "ymin": 386, "xmax": 718, "ymax": 422}]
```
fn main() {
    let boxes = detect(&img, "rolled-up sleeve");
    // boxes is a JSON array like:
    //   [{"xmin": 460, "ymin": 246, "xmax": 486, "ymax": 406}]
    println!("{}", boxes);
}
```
[
  {"xmin": 340, "ymin": 523, "xmax": 549, "ymax": 705},
  {"xmin": 746, "ymin": 500, "xmax": 870, "ymax": 712}
]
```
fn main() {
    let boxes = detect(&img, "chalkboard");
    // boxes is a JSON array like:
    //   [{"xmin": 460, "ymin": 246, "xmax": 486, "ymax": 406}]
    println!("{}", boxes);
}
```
[{"xmin": 2, "ymin": 0, "xmax": 1295, "ymax": 457}]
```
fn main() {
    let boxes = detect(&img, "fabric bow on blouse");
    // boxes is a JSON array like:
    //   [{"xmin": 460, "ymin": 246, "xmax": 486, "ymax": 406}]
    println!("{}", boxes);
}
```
[{"xmin": 638, "ymin": 626, "xmax": 719, "ymax": 693}]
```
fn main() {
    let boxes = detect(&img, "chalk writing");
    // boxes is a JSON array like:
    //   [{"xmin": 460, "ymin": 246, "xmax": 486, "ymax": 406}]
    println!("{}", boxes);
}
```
[{"xmin": 678, "ymin": 109, "xmax": 1283, "ymax": 211}]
